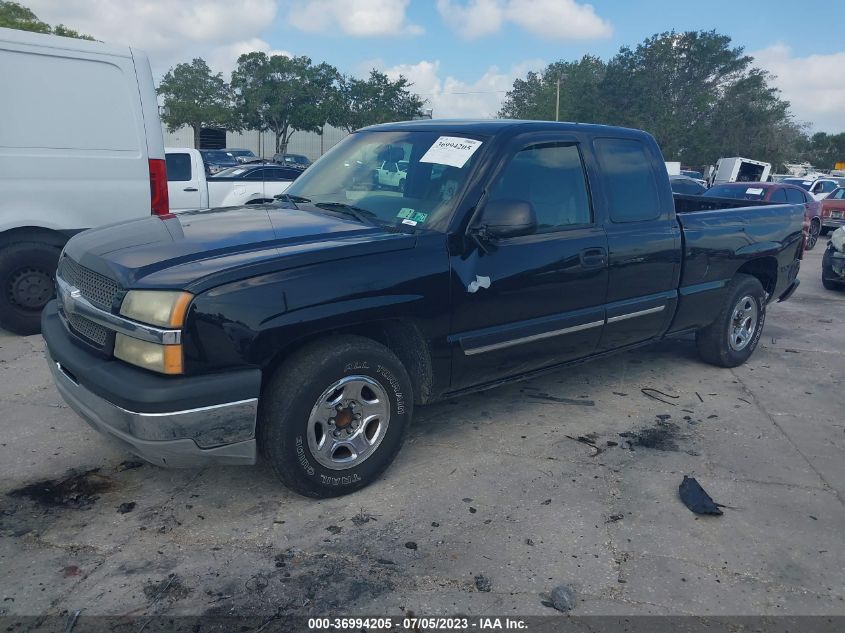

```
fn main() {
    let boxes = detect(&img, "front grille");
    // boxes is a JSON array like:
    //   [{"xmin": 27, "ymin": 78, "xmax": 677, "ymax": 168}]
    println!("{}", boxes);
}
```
[
  {"xmin": 57, "ymin": 257, "xmax": 121, "ymax": 311},
  {"xmin": 67, "ymin": 313, "xmax": 109, "ymax": 347}
]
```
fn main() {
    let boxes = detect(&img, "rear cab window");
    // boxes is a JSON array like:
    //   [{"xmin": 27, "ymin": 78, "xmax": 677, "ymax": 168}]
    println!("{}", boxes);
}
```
[{"xmin": 165, "ymin": 153, "xmax": 192, "ymax": 181}]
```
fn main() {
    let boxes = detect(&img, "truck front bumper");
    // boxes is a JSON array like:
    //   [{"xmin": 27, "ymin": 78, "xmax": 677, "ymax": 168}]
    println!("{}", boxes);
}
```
[
  {"xmin": 43, "ymin": 302, "xmax": 260, "ymax": 467},
  {"xmin": 822, "ymin": 218, "xmax": 845, "ymax": 231}
]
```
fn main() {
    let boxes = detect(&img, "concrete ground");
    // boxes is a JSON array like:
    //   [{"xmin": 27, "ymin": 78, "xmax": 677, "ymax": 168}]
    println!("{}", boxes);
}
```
[{"xmin": 0, "ymin": 239, "xmax": 843, "ymax": 619}]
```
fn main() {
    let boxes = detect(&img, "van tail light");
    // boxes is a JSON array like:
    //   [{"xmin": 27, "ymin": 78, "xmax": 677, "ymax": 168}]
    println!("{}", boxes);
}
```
[{"xmin": 149, "ymin": 159, "xmax": 170, "ymax": 216}]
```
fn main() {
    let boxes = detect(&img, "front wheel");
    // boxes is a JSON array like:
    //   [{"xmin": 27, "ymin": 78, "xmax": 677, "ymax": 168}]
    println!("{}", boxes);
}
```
[
  {"xmin": 259, "ymin": 335, "xmax": 413, "ymax": 498},
  {"xmin": 822, "ymin": 259, "xmax": 843, "ymax": 291},
  {"xmin": 0, "ymin": 241, "xmax": 61, "ymax": 335},
  {"xmin": 696, "ymin": 274, "xmax": 766, "ymax": 368}
]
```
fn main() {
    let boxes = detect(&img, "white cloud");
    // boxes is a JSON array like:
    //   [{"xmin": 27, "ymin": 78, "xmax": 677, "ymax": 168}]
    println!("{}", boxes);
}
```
[
  {"xmin": 207, "ymin": 39, "xmax": 292, "ymax": 77},
  {"xmin": 752, "ymin": 44, "xmax": 845, "ymax": 133},
  {"xmin": 287, "ymin": 0, "xmax": 422, "ymax": 37},
  {"xmin": 26, "ymin": 0, "xmax": 278, "ymax": 78},
  {"xmin": 436, "ymin": 0, "xmax": 611, "ymax": 40},
  {"xmin": 376, "ymin": 58, "xmax": 545, "ymax": 118}
]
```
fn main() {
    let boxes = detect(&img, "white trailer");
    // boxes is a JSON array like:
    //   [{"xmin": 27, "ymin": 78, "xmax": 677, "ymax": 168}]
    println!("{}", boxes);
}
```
[{"xmin": 712, "ymin": 157, "xmax": 771, "ymax": 185}]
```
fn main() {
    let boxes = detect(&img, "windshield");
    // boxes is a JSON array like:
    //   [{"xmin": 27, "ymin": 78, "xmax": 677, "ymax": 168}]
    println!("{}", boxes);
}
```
[
  {"xmin": 782, "ymin": 178, "xmax": 812, "ymax": 191},
  {"xmin": 681, "ymin": 170, "xmax": 703, "ymax": 180},
  {"xmin": 283, "ymin": 130, "xmax": 485, "ymax": 232},
  {"xmin": 704, "ymin": 184, "xmax": 768, "ymax": 200},
  {"xmin": 227, "ymin": 150, "xmax": 254, "ymax": 157}
]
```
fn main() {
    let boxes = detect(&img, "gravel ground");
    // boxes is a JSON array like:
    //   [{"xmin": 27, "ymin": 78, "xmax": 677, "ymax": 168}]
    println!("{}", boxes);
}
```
[{"xmin": 0, "ymin": 238, "xmax": 843, "ymax": 619}]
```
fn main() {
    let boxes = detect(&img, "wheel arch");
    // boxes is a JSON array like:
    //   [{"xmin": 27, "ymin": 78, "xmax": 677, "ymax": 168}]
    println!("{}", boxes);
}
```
[
  {"xmin": 0, "ymin": 226, "xmax": 70, "ymax": 249},
  {"xmin": 736, "ymin": 257, "xmax": 778, "ymax": 298},
  {"xmin": 262, "ymin": 318, "xmax": 435, "ymax": 405}
]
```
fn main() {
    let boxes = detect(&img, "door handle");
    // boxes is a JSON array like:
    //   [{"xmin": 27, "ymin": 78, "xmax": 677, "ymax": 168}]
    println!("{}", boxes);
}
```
[
  {"xmin": 183, "ymin": 187, "xmax": 198, "ymax": 192},
  {"xmin": 579, "ymin": 247, "xmax": 607, "ymax": 269}
]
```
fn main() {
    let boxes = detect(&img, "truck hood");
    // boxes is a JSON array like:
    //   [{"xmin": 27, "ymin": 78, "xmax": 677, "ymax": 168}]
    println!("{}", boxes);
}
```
[{"xmin": 64, "ymin": 205, "xmax": 415, "ymax": 291}]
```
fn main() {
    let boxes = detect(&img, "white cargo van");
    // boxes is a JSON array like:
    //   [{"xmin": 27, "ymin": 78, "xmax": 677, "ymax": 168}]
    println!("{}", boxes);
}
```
[
  {"xmin": 712, "ymin": 157, "xmax": 771, "ymax": 185},
  {"xmin": 0, "ymin": 27, "xmax": 167, "ymax": 335}
]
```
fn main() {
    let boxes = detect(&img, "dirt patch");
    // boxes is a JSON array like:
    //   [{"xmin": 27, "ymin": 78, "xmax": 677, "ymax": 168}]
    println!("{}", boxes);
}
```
[
  {"xmin": 205, "ymin": 548, "xmax": 395, "ymax": 617},
  {"xmin": 619, "ymin": 418, "xmax": 681, "ymax": 451},
  {"xmin": 143, "ymin": 574, "xmax": 192, "ymax": 605},
  {"xmin": 7, "ymin": 469, "xmax": 113, "ymax": 509}
]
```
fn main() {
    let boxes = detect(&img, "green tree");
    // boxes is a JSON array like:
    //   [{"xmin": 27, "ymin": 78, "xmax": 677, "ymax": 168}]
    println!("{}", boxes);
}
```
[
  {"xmin": 329, "ymin": 70, "xmax": 425, "ymax": 132},
  {"xmin": 231, "ymin": 53, "xmax": 340, "ymax": 154},
  {"xmin": 157, "ymin": 58, "xmax": 233, "ymax": 149},
  {"xmin": 499, "ymin": 56, "xmax": 605, "ymax": 122},
  {"xmin": 0, "ymin": 1, "xmax": 94, "ymax": 39},
  {"xmin": 500, "ymin": 30, "xmax": 806, "ymax": 169},
  {"xmin": 801, "ymin": 132, "xmax": 845, "ymax": 170}
]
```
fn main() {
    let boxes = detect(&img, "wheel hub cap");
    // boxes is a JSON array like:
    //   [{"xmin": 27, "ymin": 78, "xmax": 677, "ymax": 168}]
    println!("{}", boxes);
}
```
[
  {"xmin": 729, "ymin": 295, "xmax": 758, "ymax": 352},
  {"xmin": 307, "ymin": 375, "xmax": 390, "ymax": 470},
  {"xmin": 8, "ymin": 268, "xmax": 53, "ymax": 309}
]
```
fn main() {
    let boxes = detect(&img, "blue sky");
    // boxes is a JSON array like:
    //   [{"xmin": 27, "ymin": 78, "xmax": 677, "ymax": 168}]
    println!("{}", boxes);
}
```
[{"xmin": 28, "ymin": 0, "xmax": 845, "ymax": 131}]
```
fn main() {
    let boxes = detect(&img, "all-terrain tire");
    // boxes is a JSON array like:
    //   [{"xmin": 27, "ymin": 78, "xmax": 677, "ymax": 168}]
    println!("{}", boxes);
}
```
[
  {"xmin": 0, "ymin": 241, "xmax": 62, "ymax": 335},
  {"xmin": 259, "ymin": 335, "xmax": 413, "ymax": 498},
  {"xmin": 696, "ymin": 274, "xmax": 766, "ymax": 368}
]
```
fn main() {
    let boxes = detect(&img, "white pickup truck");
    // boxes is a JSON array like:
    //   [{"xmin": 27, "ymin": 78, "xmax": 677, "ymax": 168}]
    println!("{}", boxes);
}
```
[
  {"xmin": 374, "ymin": 159, "xmax": 409, "ymax": 191},
  {"xmin": 165, "ymin": 148, "xmax": 299, "ymax": 212}
]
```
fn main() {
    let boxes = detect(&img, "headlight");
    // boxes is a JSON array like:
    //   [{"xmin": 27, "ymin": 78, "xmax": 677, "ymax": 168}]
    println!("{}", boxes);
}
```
[
  {"xmin": 114, "ymin": 334, "xmax": 183, "ymax": 375},
  {"xmin": 116, "ymin": 290, "xmax": 192, "ymax": 374},
  {"xmin": 120, "ymin": 290, "xmax": 192, "ymax": 327}
]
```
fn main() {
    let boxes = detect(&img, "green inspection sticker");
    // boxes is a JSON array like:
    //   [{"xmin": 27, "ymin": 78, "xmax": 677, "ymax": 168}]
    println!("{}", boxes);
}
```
[
  {"xmin": 397, "ymin": 208, "xmax": 415, "ymax": 219},
  {"xmin": 410, "ymin": 211, "xmax": 428, "ymax": 223}
]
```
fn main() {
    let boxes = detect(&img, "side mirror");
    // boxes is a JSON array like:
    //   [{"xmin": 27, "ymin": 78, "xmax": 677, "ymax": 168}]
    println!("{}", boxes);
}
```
[{"xmin": 475, "ymin": 199, "xmax": 537, "ymax": 240}]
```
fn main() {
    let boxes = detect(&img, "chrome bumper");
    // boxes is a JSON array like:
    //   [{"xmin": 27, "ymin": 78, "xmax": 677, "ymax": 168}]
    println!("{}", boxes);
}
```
[{"xmin": 49, "ymin": 353, "xmax": 257, "ymax": 467}]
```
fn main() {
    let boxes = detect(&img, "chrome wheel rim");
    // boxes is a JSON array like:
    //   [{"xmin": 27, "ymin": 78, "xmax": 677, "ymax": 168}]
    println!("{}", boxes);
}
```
[
  {"xmin": 807, "ymin": 221, "xmax": 820, "ymax": 249},
  {"xmin": 307, "ymin": 375, "xmax": 390, "ymax": 470},
  {"xmin": 728, "ymin": 295, "xmax": 758, "ymax": 352}
]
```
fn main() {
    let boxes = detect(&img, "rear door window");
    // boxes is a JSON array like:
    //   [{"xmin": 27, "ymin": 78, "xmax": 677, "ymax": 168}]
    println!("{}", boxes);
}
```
[
  {"xmin": 769, "ymin": 188, "xmax": 788, "ymax": 203},
  {"xmin": 785, "ymin": 188, "xmax": 805, "ymax": 204},
  {"xmin": 165, "ymin": 153, "xmax": 192, "ymax": 181},
  {"xmin": 594, "ymin": 138, "xmax": 660, "ymax": 222}
]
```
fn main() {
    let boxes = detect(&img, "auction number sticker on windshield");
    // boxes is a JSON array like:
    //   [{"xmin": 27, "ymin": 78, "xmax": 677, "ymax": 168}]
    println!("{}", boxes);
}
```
[
  {"xmin": 746, "ymin": 187, "xmax": 764, "ymax": 195},
  {"xmin": 420, "ymin": 136, "xmax": 482, "ymax": 168}
]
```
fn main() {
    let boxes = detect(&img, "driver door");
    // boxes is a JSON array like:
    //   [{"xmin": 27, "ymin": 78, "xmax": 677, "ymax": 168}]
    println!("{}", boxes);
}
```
[{"xmin": 449, "ymin": 134, "xmax": 609, "ymax": 390}]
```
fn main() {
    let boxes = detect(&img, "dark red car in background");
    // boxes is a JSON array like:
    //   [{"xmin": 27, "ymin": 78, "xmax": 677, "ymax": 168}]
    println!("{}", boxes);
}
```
[
  {"xmin": 820, "ymin": 187, "xmax": 845, "ymax": 236},
  {"xmin": 704, "ymin": 182, "xmax": 822, "ymax": 250}
]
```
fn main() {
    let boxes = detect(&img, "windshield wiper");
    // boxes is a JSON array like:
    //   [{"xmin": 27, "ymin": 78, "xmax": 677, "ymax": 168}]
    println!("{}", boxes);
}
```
[
  {"xmin": 314, "ymin": 202, "xmax": 379, "ymax": 226},
  {"xmin": 274, "ymin": 193, "xmax": 312, "ymax": 204}
]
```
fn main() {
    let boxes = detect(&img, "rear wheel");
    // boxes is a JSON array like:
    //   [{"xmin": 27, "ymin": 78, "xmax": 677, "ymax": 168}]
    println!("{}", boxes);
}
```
[
  {"xmin": 0, "ymin": 241, "xmax": 61, "ymax": 335},
  {"xmin": 259, "ymin": 335, "xmax": 413, "ymax": 498},
  {"xmin": 397, "ymin": 178, "xmax": 406, "ymax": 193},
  {"xmin": 696, "ymin": 274, "xmax": 766, "ymax": 368},
  {"xmin": 806, "ymin": 219, "xmax": 820, "ymax": 250}
]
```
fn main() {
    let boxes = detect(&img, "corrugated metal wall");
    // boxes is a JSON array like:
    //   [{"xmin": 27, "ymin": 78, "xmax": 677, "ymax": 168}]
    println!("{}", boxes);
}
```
[{"xmin": 161, "ymin": 124, "xmax": 349, "ymax": 161}]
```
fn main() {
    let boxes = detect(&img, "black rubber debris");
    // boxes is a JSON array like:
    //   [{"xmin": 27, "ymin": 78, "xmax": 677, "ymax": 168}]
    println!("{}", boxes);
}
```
[
  {"xmin": 679, "ymin": 476, "xmax": 723, "ymax": 515},
  {"xmin": 404, "ymin": 541, "xmax": 418, "ymax": 550},
  {"xmin": 474, "ymin": 575, "xmax": 492, "ymax": 592},
  {"xmin": 117, "ymin": 502, "xmax": 136, "ymax": 514},
  {"xmin": 543, "ymin": 584, "xmax": 577, "ymax": 612}
]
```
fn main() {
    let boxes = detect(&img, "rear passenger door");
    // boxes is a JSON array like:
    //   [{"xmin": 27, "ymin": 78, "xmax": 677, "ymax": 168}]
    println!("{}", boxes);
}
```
[
  {"xmin": 449, "ymin": 134, "xmax": 609, "ymax": 390},
  {"xmin": 592, "ymin": 137, "xmax": 681, "ymax": 351}
]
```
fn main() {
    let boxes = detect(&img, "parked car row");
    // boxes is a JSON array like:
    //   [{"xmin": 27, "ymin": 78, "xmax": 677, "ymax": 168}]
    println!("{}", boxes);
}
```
[{"xmin": 165, "ymin": 149, "xmax": 301, "ymax": 212}]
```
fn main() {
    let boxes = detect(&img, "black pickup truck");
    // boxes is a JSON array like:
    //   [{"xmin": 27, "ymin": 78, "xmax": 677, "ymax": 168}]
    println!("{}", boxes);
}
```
[{"xmin": 42, "ymin": 120, "xmax": 804, "ymax": 497}]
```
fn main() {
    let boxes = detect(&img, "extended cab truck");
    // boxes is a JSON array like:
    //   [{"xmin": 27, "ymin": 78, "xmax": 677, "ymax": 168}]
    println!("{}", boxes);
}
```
[
  {"xmin": 165, "ymin": 148, "xmax": 298, "ymax": 212},
  {"xmin": 42, "ymin": 121, "xmax": 804, "ymax": 498}
]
